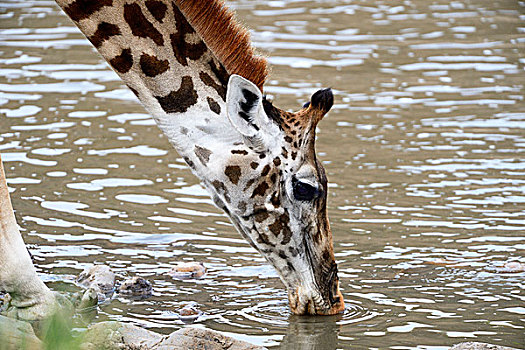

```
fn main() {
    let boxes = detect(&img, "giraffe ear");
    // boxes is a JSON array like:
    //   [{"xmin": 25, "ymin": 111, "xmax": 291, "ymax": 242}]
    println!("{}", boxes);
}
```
[{"xmin": 226, "ymin": 75, "xmax": 267, "ymax": 139}]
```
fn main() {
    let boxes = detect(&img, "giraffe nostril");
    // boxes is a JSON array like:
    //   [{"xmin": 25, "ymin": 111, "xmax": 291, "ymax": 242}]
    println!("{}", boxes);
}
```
[{"xmin": 327, "ymin": 262, "xmax": 340, "ymax": 305}]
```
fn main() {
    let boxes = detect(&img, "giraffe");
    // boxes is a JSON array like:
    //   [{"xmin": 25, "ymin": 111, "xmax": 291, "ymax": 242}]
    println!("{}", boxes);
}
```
[
  {"xmin": 0, "ymin": 154, "xmax": 59, "ymax": 320},
  {"xmin": 54, "ymin": 0, "xmax": 345, "ymax": 315}
]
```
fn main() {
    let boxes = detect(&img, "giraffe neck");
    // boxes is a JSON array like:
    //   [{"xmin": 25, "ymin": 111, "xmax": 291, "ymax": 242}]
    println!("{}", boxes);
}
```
[{"xmin": 55, "ymin": 0, "xmax": 266, "ymax": 178}]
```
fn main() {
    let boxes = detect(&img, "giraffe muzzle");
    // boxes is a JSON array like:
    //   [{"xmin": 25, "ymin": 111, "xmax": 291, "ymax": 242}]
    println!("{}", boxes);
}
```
[
  {"xmin": 287, "ymin": 261, "xmax": 345, "ymax": 315},
  {"xmin": 287, "ymin": 282, "xmax": 345, "ymax": 316}
]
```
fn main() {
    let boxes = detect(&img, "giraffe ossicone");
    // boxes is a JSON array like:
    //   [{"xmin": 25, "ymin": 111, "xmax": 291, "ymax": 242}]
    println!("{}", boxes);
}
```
[{"xmin": 53, "ymin": 0, "xmax": 345, "ymax": 315}]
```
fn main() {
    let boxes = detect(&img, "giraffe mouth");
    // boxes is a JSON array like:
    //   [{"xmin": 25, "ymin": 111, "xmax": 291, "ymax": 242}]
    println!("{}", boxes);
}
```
[
  {"xmin": 285, "ymin": 237, "xmax": 345, "ymax": 315},
  {"xmin": 288, "ymin": 285, "xmax": 345, "ymax": 315}
]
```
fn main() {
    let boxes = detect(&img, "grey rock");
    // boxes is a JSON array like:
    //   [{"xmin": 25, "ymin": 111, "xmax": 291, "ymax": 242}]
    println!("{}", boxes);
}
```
[
  {"xmin": 117, "ymin": 276, "xmax": 153, "ymax": 297},
  {"xmin": 77, "ymin": 265, "xmax": 115, "ymax": 300},
  {"xmin": 81, "ymin": 321, "xmax": 163, "ymax": 350},
  {"xmin": 451, "ymin": 342, "xmax": 521, "ymax": 350},
  {"xmin": 81, "ymin": 321, "xmax": 267, "ymax": 350},
  {"xmin": 77, "ymin": 288, "xmax": 99, "ymax": 311},
  {"xmin": 0, "ymin": 314, "xmax": 42, "ymax": 350},
  {"xmin": 159, "ymin": 327, "xmax": 267, "ymax": 350}
]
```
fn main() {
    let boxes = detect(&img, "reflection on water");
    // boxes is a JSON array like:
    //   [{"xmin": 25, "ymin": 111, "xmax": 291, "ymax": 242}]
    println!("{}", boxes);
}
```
[{"xmin": 1, "ymin": 0, "xmax": 524, "ymax": 348}]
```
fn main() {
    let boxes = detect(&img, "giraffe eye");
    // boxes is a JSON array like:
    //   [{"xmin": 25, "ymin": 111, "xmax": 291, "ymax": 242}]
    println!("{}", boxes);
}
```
[{"xmin": 292, "ymin": 177, "xmax": 319, "ymax": 201}]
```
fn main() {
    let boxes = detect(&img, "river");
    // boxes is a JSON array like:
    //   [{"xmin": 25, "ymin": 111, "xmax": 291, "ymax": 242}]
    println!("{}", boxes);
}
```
[{"xmin": 0, "ymin": 0, "xmax": 524, "ymax": 348}]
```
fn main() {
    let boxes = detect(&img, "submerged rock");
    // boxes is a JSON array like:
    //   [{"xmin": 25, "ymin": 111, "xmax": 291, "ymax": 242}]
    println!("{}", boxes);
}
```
[
  {"xmin": 168, "ymin": 262, "xmax": 206, "ymax": 279},
  {"xmin": 178, "ymin": 304, "xmax": 203, "ymax": 324},
  {"xmin": 486, "ymin": 261, "xmax": 525, "ymax": 274},
  {"xmin": 76, "ymin": 288, "xmax": 98, "ymax": 311},
  {"xmin": 117, "ymin": 276, "xmax": 153, "ymax": 297},
  {"xmin": 76, "ymin": 265, "xmax": 115, "ymax": 300},
  {"xmin": 451, "ymin": 342, "xmax": 521, "ymax": 350}
]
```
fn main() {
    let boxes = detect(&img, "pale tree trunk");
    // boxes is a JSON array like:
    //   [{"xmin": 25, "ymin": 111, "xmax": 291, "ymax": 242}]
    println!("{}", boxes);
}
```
[{"xmin": 0, "ymin": 154, "xmax": 56, "ymax": 320}]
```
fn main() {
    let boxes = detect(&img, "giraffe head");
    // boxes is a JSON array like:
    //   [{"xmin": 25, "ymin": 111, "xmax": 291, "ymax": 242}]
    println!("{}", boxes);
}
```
[
  {"xmin": 55, "ymin": 0, "xmax": 343, "ymax": 315},
  {"xmin": 206, "ymin": 75, "xmax": 344, "ymax": 315}
]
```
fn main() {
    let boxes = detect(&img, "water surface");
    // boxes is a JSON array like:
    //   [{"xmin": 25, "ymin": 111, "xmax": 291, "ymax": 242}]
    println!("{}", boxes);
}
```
[{"xmin": 1, "ymin": 0, "xmax": 524, "ymax": 348}]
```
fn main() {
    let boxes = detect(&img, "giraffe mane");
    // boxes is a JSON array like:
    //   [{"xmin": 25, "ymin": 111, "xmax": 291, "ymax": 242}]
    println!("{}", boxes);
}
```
[{"xmin": 175, "ymin": 0, "xmax": 268, "ymax": 92}]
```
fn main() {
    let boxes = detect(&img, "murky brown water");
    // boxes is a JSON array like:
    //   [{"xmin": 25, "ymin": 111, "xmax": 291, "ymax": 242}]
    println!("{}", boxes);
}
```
[{"xmin": 1, "ymin": 0, "xmax": 524, "ymax": 348}]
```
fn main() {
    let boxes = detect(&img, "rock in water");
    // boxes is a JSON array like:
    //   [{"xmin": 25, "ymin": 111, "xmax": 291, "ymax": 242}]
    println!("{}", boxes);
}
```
[
  {"xmin": 178, "ymin": 304, "xmax": 203, "ymax": 323},
  {"xmin": 486, "ymin": 261, "xmax": 525, "ymax": 273},
  {"xmin": 167, "ymin": 262, "xmax": 206, "ymax": 279},
  {"xmin": 77, "ymin": 288, "xmax": 98, "ymax": 311},
  {"xmin": 76, "ymin": 265, "xmax": 115, "ymax": 300},
  {"xmin": 117, "ymin": 276, "xmax": 153, "ymax": 297},
  {"xmin": 451, "ymin": 342, "xmax": 521, "ymax": 350}
]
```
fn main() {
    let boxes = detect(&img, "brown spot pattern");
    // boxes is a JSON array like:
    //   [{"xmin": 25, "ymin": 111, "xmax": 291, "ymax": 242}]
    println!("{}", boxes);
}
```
[
  {"xmin": 211, "ymin": 180, "xmax": 226, "ymax": 193},
  {"xmin": 155, "ymin": 76, "xmax": 198, "ymax": 114},
  {"xmin": 207, "ymin": 97, "xmax": 221, "ymax": 115},
  {"xmin": 231, "ymin": 149, "xmax": 248, "ymax": 156},
  {"xmin": 89, "ymin": 22, "xmax": 120, "ymax": 48},
  {"xmin": 209, "ymin": 59, "xmax": 229, "ymax": 85},
  {"xmin": 194, "ymin": 145, "xmax": 212, "ymax": 165},
  {"xmin": 225, "ymin": 165, "xmax": 241, "ymax": 185},
  {"xmin": 200, "ymin": 71, "xmax": 226, "ymax": 101},
  {"xmin": 124, "ymin": 3, "xmax": 164, "ymax": 46},
  {"xmin": 140, "ymin": 53, "xmax": 169, "ymax": 77},
  {"xmin": 64, "ymin": 0, "xmax": 112, "ymax": 22},
  {"xmin": 289, "ymin": 246, "xmax": 298, "ymax": 257},
  {"xmin": 268, "ymin": 220, "xmax": 281, "ymax": 237},
  {"xmin": 281, "ymin": 225, "xmax": 292, "ymax": 245},
  {"xmin": 267, "ymin": 213, "xmax": 291, "ymax": 242},
  {"xmin": 170, "ymin": 6, "xmax": 207, "ymax": 66},
  {"xmin": 250, "ymin": 162, "xmax": 259, "ymax": 169},
  {"xmin": 145, "ymin": 0, "xmax": 167, "ymax": 22},
  {"xmin": 254, "ymin": 211, "xmax": 269, "ymax": 223},
  {"xmin": 109, "ymin": 48, "xmax": 133, "ymax": 74},
  {"xmin": 238, "ymin": 201, "xmax": 247, "ymax": 212},
  {"xmin": 183, "ymin": 156, "xmax": 195, "ymax": 169},
  {"xmin": 256, "ymin": 230, "xmax": 274, "ymax": 246},
  {"xmin": 244, "ymin": 179, "xmax": 255, "ymax": 191},
  {"xmin": 251, "ymin": 181, "xmax": 269, "ymax": 198},
  {"xmin": 261, "ymin": 165, "xmax": 270, "ymax": 177},
  {"xmin": 271, "ymin": 193, "xmax": 280, "ymax": 206}
]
